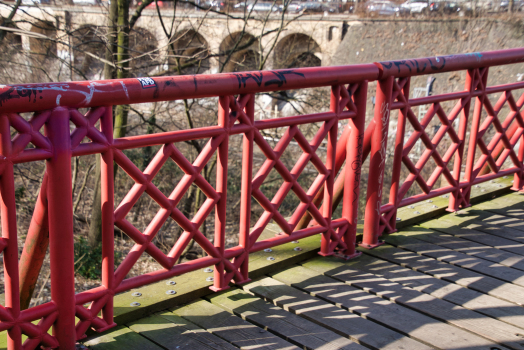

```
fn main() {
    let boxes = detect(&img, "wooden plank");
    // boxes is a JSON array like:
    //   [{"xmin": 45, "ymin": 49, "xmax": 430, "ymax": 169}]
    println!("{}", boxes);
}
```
[
  {"xmin": 463, "ymin": 222, "xmax": 524, "ymax": 243},
  {"xmin": 208, "ymin": 288, "xmax": 365, "ymax": 350},
  {"xmin": 383, "ymin": 232, "xmax": 524, "ymax": 287},
  {"xmin": 473, "ymin": 192, "xmax": 524, "ymax": 219},
  {"xmin": 128, "ymin": 313, "xmax": 237, "ymax": 350},
  {"xmin": 322, "ymin": 252, "xmax": 524, "ymax": 330},
  {"xmin": 431, "ymin": 211, "xmax": 524, "ymax": 245},
  {"xmin": 270, "ymin": 265, "xmax": 501, "ymax": 350},
  {"xmin": 427, "ymin": 192, "xmax": 524, "ymax": 233},
  {"xmin": 395, "ymin": 195, "xmax": 449, "ymax": 228},
  {"xmin": 247, "ymin": 232, "xmax": 321, "ymax": 279},
  {"xmin": 83, "ymin": 227, "xmax": 318, "ymax": 349},
  {"xmin": 111, "ymin": 229, "xmax": 320, "ymax": 326},
  {"xmin": 467, "ymin": 213, "xmax": 524, "ymax": 232},
  {"xmin": 112, "ymin": 267, "xmax": 214, "ymax": 328},
  {"xmin": 242, "ymin": 277, "xmax": 433, "ymax": 350},
  {"xmin": 83, "ymin": 325, "xmax": 163, "ymax": 350},
  {"xmin": 171, "ymin": 299, "xmax": 299, "ymax": 350},
  {"xmin": 302, "ymin": 256, "xmax": 524, "ymax": 349},
  {"xmin": 363, "ymin": 243, "xmax": 524, "ymax": 306},
  {"xmin": 403, "ymin": 226, "xmax": 524, "ymax": 271},
  {"xmin": 393, "ymin": 176, "xmax": 513, "ymax": 230},
  {"xmin": 424, "ymin": 204, "xmax": 524, "ymax": 233},
  {"xmin": 420, "ymin": 221, "xmax": 524, "ymax": 255}
]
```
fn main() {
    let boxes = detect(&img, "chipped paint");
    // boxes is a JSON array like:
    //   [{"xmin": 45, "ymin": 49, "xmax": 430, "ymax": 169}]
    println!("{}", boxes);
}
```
[{"xmin": 120, "ymin": 81, "xmax": 130, "ymax": 100}]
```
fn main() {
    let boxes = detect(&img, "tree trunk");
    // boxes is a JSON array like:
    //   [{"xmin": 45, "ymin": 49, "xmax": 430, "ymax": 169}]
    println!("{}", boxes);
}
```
[
  {"xmin": 88, "ymin": 0, "xmax": 118, "ymax": 248},
  {"xmin": 0, "ymin": 0, "xmax": 21, "ymax": 42},
  {"xmin": 113, "ymin": 0, "xmax": 130, "ymax": 141}
]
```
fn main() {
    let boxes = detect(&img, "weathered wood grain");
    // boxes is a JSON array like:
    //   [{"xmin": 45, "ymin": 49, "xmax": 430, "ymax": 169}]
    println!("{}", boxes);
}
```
[
  {"xmin": 326, "ymin": 251, "xmax": 524, "ymax": 329},
  {"xmin": 271, "ymin": 265, "xmax": 501, "ymax": 350},
  {"xmin": 364, "ymin": 244, "xmax": 524, "ymax": 305},
  {"xmin": 208, "ymin": 288, "xmax": 365, "ymax": 350},
  {"xmin": 129, "ymin": 313, "xmax": 238, "ymax": 350},
  {"xmin": 171, "ymin": 299, "xmax": 299, "ymax": 350},
  {"xmin": 383, "ymin": 232, "xmax": 524, "ymax": 287},
  {"xmin": 83, "ymin": 326, "xmax": 163, "ymax": 350},
  {"xmin": 243, "ymin": 277, "xmax": 433, "ymax": 350},
  {"xmin": 302, "ymin": 256, "xmax": 524, "ymax": 349},
  {"xmin": 401, "ymin": 226, "xmax": 524, "ymax": 271},
  {"xmin": 421, "ymin": 220, "xmax": 524, "ymax": 254}
]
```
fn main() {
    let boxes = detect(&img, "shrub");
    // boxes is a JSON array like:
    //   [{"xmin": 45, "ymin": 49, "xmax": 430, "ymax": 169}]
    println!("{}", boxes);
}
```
[{"xmin": 74, "ymin": 237, "xmax": 121, "ymax": 279}]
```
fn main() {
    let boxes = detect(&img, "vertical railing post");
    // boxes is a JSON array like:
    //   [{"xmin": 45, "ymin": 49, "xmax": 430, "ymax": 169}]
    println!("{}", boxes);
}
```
[
  {"xmin": 386, "ymin": 78, "xmax": 409, "ymax": 233},
  {"xmin": 362, "ymin": 76, "xmax": 394, "ymax": 248},
  {"xmin": 320, "ymin": 85, "xmax": 340, "ymax": 256},
  {"xmin": 0, "ymin": 116, "xmax": 22, "ymax": 349},
  {"xmin": 239, "ymin": 94, "xmax": 254, "ymax": 281},
  {"xmin": 101, "ymin": 106, "xmax": 115, "ymax": 327},
  {"xmin": 449, "ymin": 69, "xmax": 474, "ymax": 211},
  {"xmin": 46, "ymin": 107, "xmax": 76, "ymax": 349},
  {"xmin": 463, "ymin": 68, "xmax": 488, "ymax": 206},
  {"xmin": 511, "ymin": 100, "xmax": 524, "ymax": 190},
  {"xmin": 19, "ymin": 174, "xmax": 49, "ymax": 311},
  {"xmin": 513, "ymin": 131, "xmax": 524, "ymax": 190},
  {"xmin": 340, "ymin": 81, "xmax": 367, "ymax": 258},
  {"xmin": 212, "ymin": 96, "xmax": 229, "ymax": 292}
]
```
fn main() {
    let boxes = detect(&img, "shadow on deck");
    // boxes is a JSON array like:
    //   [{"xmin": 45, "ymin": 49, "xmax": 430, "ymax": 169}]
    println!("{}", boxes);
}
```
[{"xmin": 34, "ymin": 176, "xmax": 521, "ymax": 349}]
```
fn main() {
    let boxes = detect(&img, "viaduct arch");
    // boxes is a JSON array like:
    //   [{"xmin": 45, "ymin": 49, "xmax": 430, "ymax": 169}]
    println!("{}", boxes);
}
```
[{"xmin": 0, "ymin": 5, "xmax": 353, "ymax": 76}]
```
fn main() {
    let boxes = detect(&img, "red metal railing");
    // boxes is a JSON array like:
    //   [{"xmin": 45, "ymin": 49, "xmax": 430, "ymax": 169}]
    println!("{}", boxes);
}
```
[
  {"xmin": 0, "ymin": 48, "xmax": 523, "ymax": 349},
  {"xmin": 362, "ymin": 51, "xmax": 524, "ymax": 247}
]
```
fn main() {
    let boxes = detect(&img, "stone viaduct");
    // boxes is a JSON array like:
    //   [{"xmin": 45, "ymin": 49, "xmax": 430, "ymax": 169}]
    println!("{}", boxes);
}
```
[{"xmin": 0, "ymin": 4, "xmax": 358, "ymax": 78}]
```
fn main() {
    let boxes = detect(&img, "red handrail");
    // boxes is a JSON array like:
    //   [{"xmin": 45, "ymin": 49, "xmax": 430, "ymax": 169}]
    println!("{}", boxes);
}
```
[
  {"xmin": 361, "ymin": 50, "xmax": 524, "ymax": 247},
  {"xmin": 0, "ymin": 48, "xmax": 523, "ymax": 349}
]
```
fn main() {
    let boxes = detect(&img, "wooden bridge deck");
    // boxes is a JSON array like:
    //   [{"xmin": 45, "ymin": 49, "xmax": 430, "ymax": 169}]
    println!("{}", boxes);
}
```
[{"xmin": 80, "ymin": 187, "xmax": 524, "ymax": 349}]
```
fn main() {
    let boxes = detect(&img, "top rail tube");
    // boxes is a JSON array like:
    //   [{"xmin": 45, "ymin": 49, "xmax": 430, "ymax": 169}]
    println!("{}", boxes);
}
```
[
  {"xmin": 0, "ymin": 48, "xmax": 524, "ymax": 114},
  {"xmin": 0, "ymin": 64, "xmax": 379, "ymax": 114},
  {"xmin": 375, "ymin": 47, "xmax": 524, "ymax": 78}
]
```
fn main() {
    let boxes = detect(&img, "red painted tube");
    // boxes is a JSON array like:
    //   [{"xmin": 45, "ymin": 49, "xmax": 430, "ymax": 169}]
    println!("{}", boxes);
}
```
[
  {"xmin": 362, "ymin": 77, "xmax": 394, "ymax": 248},
  {"xmin": 376, "ymin": 48, "xmax": 524, "ymax": 79},
  {"xmin": 114, "ymin": 126, "xmax": 225, "ymax": 151},
  {"xmin": 19, "ymin": 173, "xmax": 49, "ymax": 311},
  {"xmin": 75, "ymin": 289, "xmax": 109, "ymax": 307},
  {"xmin": 479, "ymin": 121, "xmax": 519, "ymax": 176},
  {"xmin": 211, "ymin": 96, "xmax": 229, "ymax": 292},
  {"xmin": 45, "ymin": 107, "xmax": 76, "ymax": 349},
  {"xmin": 296, "ymin": 121, "xmax": 352, "ymax": 232},
  {"xmin": 100, "ymin": 106, "xmax": 116, "ymax": 329},
  {"xmin": 449, "ymin": 69, "xmax": 474, "ymax": 211},
  {"xmin": 341, "ymin": 81, "xmax": 367, "ymax": 256},
  {"xmin": 319, "ymin": 87, "xmax": 339, "ymax": 257},
  {"xmin": 238, "ymin": 94, "xmax": 254, "ymax": 283},
  {"xmin": 515, "ymin": 137, "xmax": 524, "ymax": 191},
  {"xmin": 472, "ymin": 167, "xmax": 521, "ymax": 184},
  {"xmin": 463, "ymin": 68, "xmax": 489, "ymax": 205},
  {"xmin": 0, "ymin": 65, "xmax": 379, "ymax": 114},
  {"xmin": 297, "ymin": 104, "xmax": 376, "ymax": 237},
  {"xmin": 0, "ymin": 114, "xmax": 22, "ymax": 349},
  {"xmin": 19, "ymin": 301, "xmax": 56, "ymax": 323},
  {"xmin": 0, "ymin": 238, "xmax": 7, "ymax": 253},
  {"xmin": 386, "ymin": 77, "xmax": 410, "ymax": 233}
]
